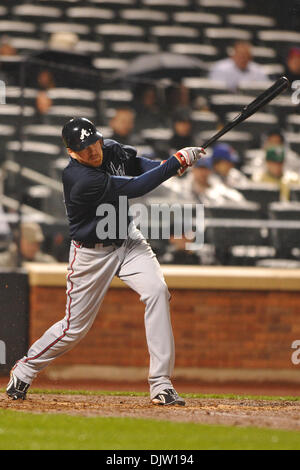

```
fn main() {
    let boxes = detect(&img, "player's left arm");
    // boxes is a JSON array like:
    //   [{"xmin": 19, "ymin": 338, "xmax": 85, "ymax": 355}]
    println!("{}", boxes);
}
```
[
  {"xmin": 122, "ymin": 144, "xmax": 160, "ymax": 175},
  {"xmin": 123, "ymin": 145, "xmax": 186, "ymax": 176}
]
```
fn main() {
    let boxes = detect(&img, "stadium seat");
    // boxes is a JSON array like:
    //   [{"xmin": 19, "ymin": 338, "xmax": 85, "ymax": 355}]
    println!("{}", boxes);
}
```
[
  {"xmin": 111, "ymin": 42, "xmax": 160, "ymax": 59},
  {"xmin": 210, "ymin": 93, "xmax": 255, "ymax": 117},
  {"xmin": 0, "ymin": 20, "xmax": 36, "ymax": 37},
  {"xmin": 199, "ymin": 129, "xmax": 252, "ymax": 155},
  {"xmin": 257, "ymin": 30, "xmax": 300, "ymax": 56},
  {"xmin": 47, "ymin": 88, "xmax": 96, "ymax": 107},
  {"xmin": 225, "ymin": 112, "xmax": 278, "ymax": 134},
  {"xmin": 0, "ymin": 125, "xmax": 16, "ymax": 151},
  {"xmin": 256, "ymin": 259, "xmax": 300, "ymax": 268},
  {"xmin": 5, "ymin": 87, "xmax": 37, "ymax": 107},
  {"xmin": 182, "ymin": 78, "xmax": 228, "ymax": 97},
  {"xmin": 191, "ymin": 110, "xmax": 219, "ymax": 133},
  {"xmin": 290, "ymin": 186, "xmax": 300, "ymax": 202},
  {"xmin": 120, "ymin": 9, "xmax": 169, "ymax": 25},
  {"xmin": 169, "ymin": 43, "xmax": 219, "ymax": 61},
  {"xmin": 12, "ymin": 5, "xmax": 62, "ymax": 22},
  {"xmin": 95, "ymin": 24, "xmax": 145, "ymax": 43},
  {"xmin": 8, "ymin": 37, "xmax": 46, "ymax": 55},
  {"xmin": 250, "ymin": 46, "xmax": 277, "ymax": 64},
  {"xmin": 232, "ymin": 183, "xmax": 280, "ymax": 218},
  {"xmin": 285, "ymin": 132, "xmax": 300, "ymax": 155},
  {"xmin": 197, "ymin": 0, "xmax": 246, "ymax": 14},
  {"xmin": 93, "ymin": 58, "xmax": 128, "ymax": 75},
  {"xmin": 173, "ymin": 11, "xmax": 222, "ymax": 27},
  {"xmin": 0, "ymin": 104, "xmax": 35, "ymax": 125},
  {"xmin": 150, "ymin": 25, "xmax": 200, "ymax": 46},
  {"xmin": 204, "ymin": 28, "xmax": 252, "ymax": 52},
  {"xmin": 287, "ymin": 115, "xmax": 300, "ymax": 133},
  {"xmin": 226, "ymin": 14, "xmax": 276, "ymax": 30},
  {"xmin": 267, "ymin": 218, "xmax": 300, "ymax": 259},
  {"xmin": 205, "ymin": 201, "xmax": 260, "ymax": 219},
  {"xmin": 229, "ymin": 245, "xmax": 276, "ymax": 267},
  {"xmin": 24, "ymin": 124, "xmax": 62, "ymax": 146},
  {"xmin": 260, "ymin": 63, "xmax": 285, "ymax": 79},
  {"xmin": 270, "ymin": 96, "xmax": 298, "ymax": 127},
  {"xmin": 66, "ymin": 7, "xmax": 115, "ymax": 24},
  {"xmin": 41, "ymin": 22, "xmax": 91, "ymax": 40},
  {"xmin": 140, "ymin": 128, "xmax": 172, "ymax": 157},
  {"xmin": 205, "ymin": 218, "xmax": 267, "ymax": 265},
  {"xmin": 99, "ymin": 90, "xmax": 133, "ymax": 108},
  {"xmin": 89, "ymin": 0, "xmax": 136, "ymax": 7},
  {"xmin": 74, "ymin": 40, "xmax": 104, "ymax": 56},
  {"xmin": 142, "ymin": 0, "xmax": 190, "ymax": 11},
  {"xmin": 269, "ymin": 201, "xmax": 300, "ymax": 221},
  {"xmin": 237, "ymin": 80, "xmax": 273, "ymax": 96},
  {"xmin": 43, "ymin": 105, "xmax": 97, "ymax": 125},
  {"xmin": 24, "ymin": 184, "xmax": 53, "ymax": 213},
  {"xmin": 0, "ymin": 6, "xmax": 9, "ymax": 19},
  {"xmin": 6, "ymin": 140, "xmax": 61, "ymax": 176}
]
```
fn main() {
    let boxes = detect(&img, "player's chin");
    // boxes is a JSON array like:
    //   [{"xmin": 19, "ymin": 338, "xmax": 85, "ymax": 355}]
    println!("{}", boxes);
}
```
[{"xmin": 89, "ymin": 158, "xmax": 103, "ymax": 167}]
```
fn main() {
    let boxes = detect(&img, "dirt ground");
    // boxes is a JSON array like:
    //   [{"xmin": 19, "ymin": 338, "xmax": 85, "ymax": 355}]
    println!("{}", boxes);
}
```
[
  {"xmin": 1, "ymin": 376, "xmax": 300, "ymax": 431},
  {"xmin": 1, "ymin": 391, "xmax": 300, "ymax": 431}
]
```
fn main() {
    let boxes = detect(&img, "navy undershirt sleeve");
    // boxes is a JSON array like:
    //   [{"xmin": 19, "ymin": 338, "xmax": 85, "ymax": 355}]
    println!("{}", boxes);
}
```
[
  {"xmin": 107, "ymin": 155, "xmax": 180, "ymax": 200},
  {"xmin": 135, "ymin": 156, "xmax": 161, "ymax": 174}
]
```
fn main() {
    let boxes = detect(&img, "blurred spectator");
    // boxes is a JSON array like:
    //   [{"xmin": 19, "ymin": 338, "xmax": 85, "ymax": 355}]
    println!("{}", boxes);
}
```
[
  {"xmin": 249, "ymin": 129, "xmax": 300, "ymax": 173},
  {"xmin": 35, "ymin": 69, "xmax": 55, "ymax": 117},
  {"xmin": 209, "ymin": 41, "xmax": 269, "ymax": 91},
  {"xmin": 0, "ymin": 36, "xmax": 17, "ymax": 57},
  {"xmin": 252, "ymin": 146, "xmax": 300, "ymax": 200},
  {"xmin": 164, "ymin": 156, "xmax": 245, "ymax": 204},
  {"xmin": 0, "ymin": 222, "xmax": 56, "ymax": 267},
  {"xmin": 0, "ymin": 36, "xmax": 17, "ymax": 86},
  {"xmin": 284, "ymin": 47, "xmax": 300, "ymax": 83},
  {"xmin": 210, "ymin": 143, "xmax": 250, "ymax": 188},
  {"xmin": 134, "ymin": 83, "xmax": 168, "ymax": 131},
  {"xmin": 168, "ymin": 108, "xmax": 194, "ymax": 154},
  {"xmin": 109, "ymin": 108, "xmax": 136, "ymax": 145},
  {"xmin": 191, "ymin": 157, "xmax": 245, "ymax": 204},
  {"xmin": 165, "ymin": 83, "xmax": 191, "ymax": 117},
  {"xmin": 162, "ymin": 233, "xmax": 201, "ymax": 265},
  {"xmin": 48, "ymin": 32, "xmax": 79, "ymax": 52},
  {"xmin": 0, "ymin": 205, "xmax": 11, "ymax": 242}
]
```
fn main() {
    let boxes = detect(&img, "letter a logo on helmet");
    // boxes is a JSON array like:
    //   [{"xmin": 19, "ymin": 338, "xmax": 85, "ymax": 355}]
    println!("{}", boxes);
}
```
[{"xmin": 62, "ymin": 117, "xmax": 103, "ymax": 152}]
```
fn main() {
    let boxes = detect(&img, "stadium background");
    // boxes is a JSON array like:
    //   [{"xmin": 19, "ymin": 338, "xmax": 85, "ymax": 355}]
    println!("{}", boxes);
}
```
[{"xmin": 0, "ymin": 0, "xmax": 300, "ymax": 392}]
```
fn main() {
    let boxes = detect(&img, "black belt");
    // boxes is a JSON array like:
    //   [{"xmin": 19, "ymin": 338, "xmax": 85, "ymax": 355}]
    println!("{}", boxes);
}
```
[{"xmin": 74, "ymin": 240, "xmax": 124, "ymax": 249}]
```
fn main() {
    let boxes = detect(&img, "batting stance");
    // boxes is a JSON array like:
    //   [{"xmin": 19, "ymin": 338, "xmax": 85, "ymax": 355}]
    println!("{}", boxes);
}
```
[{"xmin": 7, "ymin": 117, "xmax": 204, "ymax": 405}]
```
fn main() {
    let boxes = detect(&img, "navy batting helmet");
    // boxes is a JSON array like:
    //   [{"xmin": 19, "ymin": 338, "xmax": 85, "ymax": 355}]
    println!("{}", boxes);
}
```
[{"xmin": 62, "ymin": 117, "xmax": 103, "ymax": 152}]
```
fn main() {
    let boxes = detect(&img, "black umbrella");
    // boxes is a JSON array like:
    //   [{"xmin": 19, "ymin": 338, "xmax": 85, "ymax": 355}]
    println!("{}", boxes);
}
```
[{"xmin": 112, "ymin": 52, "xmax": 208, "ymax": 82}]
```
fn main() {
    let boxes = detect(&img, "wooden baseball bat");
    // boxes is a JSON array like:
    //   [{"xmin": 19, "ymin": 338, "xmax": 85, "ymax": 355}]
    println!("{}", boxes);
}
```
[{"xmin": 202, "ymin": 76, "xmax": 290, "ymax": 150}]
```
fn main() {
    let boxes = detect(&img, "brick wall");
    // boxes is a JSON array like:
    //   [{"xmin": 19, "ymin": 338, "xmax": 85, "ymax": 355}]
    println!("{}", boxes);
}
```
[{"xmin": 29, "ymin": 286, "xmax": 300, "ymax": 371}]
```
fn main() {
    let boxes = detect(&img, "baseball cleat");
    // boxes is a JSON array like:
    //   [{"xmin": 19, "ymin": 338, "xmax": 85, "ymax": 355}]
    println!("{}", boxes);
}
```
[
  {"xmin": 151, "ymin": 388, "xmax": 185, "ymax": 406},
  {"xmin": 6, "ymin": 371, "xmax": 30, "ymax": 400}
]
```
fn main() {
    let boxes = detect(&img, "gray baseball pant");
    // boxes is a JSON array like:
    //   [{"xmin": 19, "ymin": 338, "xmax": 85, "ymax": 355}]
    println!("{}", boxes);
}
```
[{"xmin": 13, "ymin": 229, "xmax": 175, "ymax": 399}]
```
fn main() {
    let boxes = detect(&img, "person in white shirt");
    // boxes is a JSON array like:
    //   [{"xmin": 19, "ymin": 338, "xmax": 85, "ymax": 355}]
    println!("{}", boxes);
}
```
[{"xmin": 209, "ymin": 41, "xmax": 269, "ymax": 92}]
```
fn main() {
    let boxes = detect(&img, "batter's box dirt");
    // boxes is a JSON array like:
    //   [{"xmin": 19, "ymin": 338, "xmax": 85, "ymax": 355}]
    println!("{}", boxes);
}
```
[{"xmin": 1, "ymin": 393, "xmax": 300, "ymax": 431}]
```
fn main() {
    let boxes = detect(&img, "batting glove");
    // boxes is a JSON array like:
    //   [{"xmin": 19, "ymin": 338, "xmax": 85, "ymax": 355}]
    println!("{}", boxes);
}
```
[{"xmin": 174, "ymin": 147, "xmax": 206, "ymax": 170}]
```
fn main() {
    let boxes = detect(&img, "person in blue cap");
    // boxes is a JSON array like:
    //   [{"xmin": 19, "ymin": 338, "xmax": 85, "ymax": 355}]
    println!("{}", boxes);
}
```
[
  {"xmin": 210, "ymin": 143, "xmax": 249, "ymax": 189},
  {"xmin": 191, "ymin": 153, "xmax": 245, "ymax": 204}
]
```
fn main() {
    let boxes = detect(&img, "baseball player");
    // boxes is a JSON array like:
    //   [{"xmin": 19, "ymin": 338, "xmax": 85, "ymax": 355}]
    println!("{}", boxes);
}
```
[{"xmin": 6, "ymin": 117, "xmax": 205, "ymax": 406}]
